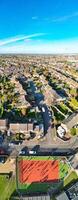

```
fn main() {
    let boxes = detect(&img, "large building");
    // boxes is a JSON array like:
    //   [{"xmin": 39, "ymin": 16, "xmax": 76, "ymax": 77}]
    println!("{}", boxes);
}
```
[{"xmin": 56, "ymin": 181, "xmax": 78, "ymax": 200}]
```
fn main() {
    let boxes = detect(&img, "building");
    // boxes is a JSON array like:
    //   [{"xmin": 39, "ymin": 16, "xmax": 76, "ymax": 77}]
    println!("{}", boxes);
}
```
[
  {"xmin": 61, "ymin": 112, "xmax": 78, "ymax": 132},
  {"xmin": 57, "ymin": 126, "xmax": 66, "ymax": 138},
  {"xmin": 57, "ymin": 112, "xmax": 78, "ymax": 138},
  {"xmin": 66, "ymin": 181, "xmax": 78, "ymax": 200},
  {"xmin": 56, "ymin": 181, "xmax": 78, "ymax": 200},
  {"xmin": 0, "ymin": 119, "xmax": 8, "ymax": 132},
  {"xmin": 9, "ymin": 123, "xmax": 33, "ymax": 135},
  {"xmin": 56, "ymin": 192, "xmax": 69, "ymax": 200},
  {"xmin": 27, "ymin": 123, "xmax": 33, "ymax": 132}
]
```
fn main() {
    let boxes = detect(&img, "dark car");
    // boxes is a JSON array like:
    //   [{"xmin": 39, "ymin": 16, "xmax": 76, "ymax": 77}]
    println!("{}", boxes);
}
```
[
  {"xmin": 19, "ymin": 147, "xmax": 28, "ymax": 155},
  {"xmin": 0, "ymin": 157, "xmax": 5, "ymax": 163}
]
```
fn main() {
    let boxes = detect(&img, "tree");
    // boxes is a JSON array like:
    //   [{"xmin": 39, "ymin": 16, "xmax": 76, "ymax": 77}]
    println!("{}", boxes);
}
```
[{"xmin": 70, "ymin": 128, "xmax": 76, "ymax": 136}]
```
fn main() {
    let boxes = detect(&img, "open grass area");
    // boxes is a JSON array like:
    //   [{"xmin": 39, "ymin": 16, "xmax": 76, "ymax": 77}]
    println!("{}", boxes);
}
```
[
  {"xmin": 19, "ymin": 156, "xmax": 55, "ymax": 161},
  {"xmin": 69, "ymin": 98, "xmax": 78, "ymax": 110},
  {"xmin": 0, "ymin": 175, "xmax": 16, "ymax": 200},
  {"xmin": 57, "ymin": 104, "xmax": 68, "ymax": 115},
  {"xmin": 64, "ymin": 171, "xmax": 78, "ymax": 187},
  {"xmin": 59, "ymin": 161, "xmax": 70, "ymax": 179},
  {"xmin": 17, "ymin": 156, "xmax": 71, "ymax": 194},
  {"xmin": 18, "ymin": 182, "xmax": 57, "ymax": 193}
]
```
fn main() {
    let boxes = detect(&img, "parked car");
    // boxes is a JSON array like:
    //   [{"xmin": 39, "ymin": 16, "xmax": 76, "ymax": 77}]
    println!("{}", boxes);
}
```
[
  {"xmin": 29, "ymin": 150, "xmax": 36, "ymax": 155},
  {"xmin": 0, "ymin": 157, "xmax": 5, "ymax": 163},
  {"xmin": 42, "ymin": 107, "xmax": 45, "ymax": 112},
  {"xmin": 19, "ymin": 147, "xmax": 28, "ymax": 155}
]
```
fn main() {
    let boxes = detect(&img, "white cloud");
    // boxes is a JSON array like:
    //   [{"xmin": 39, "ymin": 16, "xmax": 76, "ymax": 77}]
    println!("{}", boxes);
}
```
[
  {"xmin": 44, "ymin": 12, "xmax": 78, "ymax": 23},
  {"xmin": 51, "ymin": 12, "xmax": 78, "ymax": 22},
  {"xmin": 0, "ymin": 33, "xmax": 45, "ymax": 47}
]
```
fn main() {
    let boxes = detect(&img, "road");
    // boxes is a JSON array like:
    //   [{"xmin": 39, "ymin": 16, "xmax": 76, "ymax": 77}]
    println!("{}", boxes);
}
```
[
  {"xmin": 40, "ymin": 104, "xmax": 55, "ymax": 145},
  {"xmin": 7, "ymin": 142, "xmax": 78, "ymax": 158}
]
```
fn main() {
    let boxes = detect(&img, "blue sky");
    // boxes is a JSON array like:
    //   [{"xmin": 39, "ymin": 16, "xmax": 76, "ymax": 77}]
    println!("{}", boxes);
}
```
[{"xmin": 0, "ymin": 0, "xmax": 78, "ymax": 53}]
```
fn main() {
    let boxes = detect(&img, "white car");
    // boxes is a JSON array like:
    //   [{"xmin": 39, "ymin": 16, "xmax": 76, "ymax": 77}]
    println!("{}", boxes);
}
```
[
  {"xmin": 29, "ymin": 150, "xmax": 36, "ymax": 155},
  {"xmin": 42, "ymin": 107, "xmax": 45, "ymax": 112},
  {"xmin": 9, "ymin": 142, "xmax": 14, "ymax": 146}
]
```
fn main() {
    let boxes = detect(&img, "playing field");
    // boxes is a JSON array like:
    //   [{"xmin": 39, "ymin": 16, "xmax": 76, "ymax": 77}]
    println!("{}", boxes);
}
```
[
  {"xmin": 0, "ymin": 175, "xmax": 16, "ymax": 200},
  {"xmin": 17, "ymin": 156, "xmax": 70, "ymax": 194}
]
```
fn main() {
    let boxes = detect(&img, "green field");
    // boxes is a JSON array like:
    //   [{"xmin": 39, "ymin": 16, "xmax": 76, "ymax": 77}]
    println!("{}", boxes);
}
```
[
  {"xmin": 0, "ymin": 175, "xmax": 16, "ymax": 200},
  {"xmin": 64, "ymin": 171, "xmax": 78, "ymax": 187},
  {"xmin": 17, "ymin": 156, "xmax": 71, "ymax": 194}
]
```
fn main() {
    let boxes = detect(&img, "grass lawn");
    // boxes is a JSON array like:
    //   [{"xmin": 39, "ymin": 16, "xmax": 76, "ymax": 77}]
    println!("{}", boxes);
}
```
[
  {"xmin": 56, "ymin": 104, "xmax": 68, "ymax": 115},
  {"xmin": 19, "ymin": 156, "xmax": 54, "ymax": 161},
  {"xmin": 69, "ymin": 98, "xmax": 78, "ymax": 109},
  {"xmin": 0, "ymin": 175, "xmax": 16, "ymax": 200},
  {"xmin": 59, "ymin": 161, "xmax": 70, "ymax": 179},
  {"xmin": 64, "ymin": 171, "xmax": 78, "ymax": 187},
  {"xmin": 70, "ymin": 128, "xmax": 78, "ymax": 136},
  {"xmin": 18, "ymin": 182, "xmax": 55, "ymax": 193}
]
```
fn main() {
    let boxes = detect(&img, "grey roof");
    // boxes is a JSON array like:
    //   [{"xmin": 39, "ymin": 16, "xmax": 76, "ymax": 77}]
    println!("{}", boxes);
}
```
[
  {"xmin": 74, "ymin": 197, "xmax": 78, "ymax": 200},
  {"xmin": 62, "ymin": 112, "xmax": 78, "ymax": 130},
  {"xmin": 67, "ymin": 181, "xmax": 78, "ymax": 200},
  {"xmin": 56, "ymin": 192, "xmax": 69, "ymax": 200}
]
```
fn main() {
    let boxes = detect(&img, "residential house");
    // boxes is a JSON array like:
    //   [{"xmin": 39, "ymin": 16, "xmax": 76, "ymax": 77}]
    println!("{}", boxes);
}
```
[
  {"xmin": 9, "ymin": 122, "xmax": 33, "ymax": 135},
  {"xmin": 57, "ymin": 112, "xmax": 78, "ymax": 138},
  {"xmin": 0, "ymin": 119, "xmax": 8, "ymax": 132},
  {"xmin": 61, "ymin": 112, "xmax": 78, "ymax": 132}
]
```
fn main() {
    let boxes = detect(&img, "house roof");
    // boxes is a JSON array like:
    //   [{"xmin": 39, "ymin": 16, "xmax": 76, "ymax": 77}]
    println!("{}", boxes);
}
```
[
  {"xmin": 0, "ymin": 119, "xmax": 8, "ymax": 130},
  {"xmin": 9, "ymin": 123, "xmax": 33, "ymax": 133},
  {"xmin": 56, "ymin": 192, "xmax": 69, "ymax": 200},
  {"xmin": 67, "ymin": 181, "xmax": 78, "ymax": 200},
  {"xmin": 19, "ymin": 124, "xmax": 28, "ymax": 132},
  {"xmin": 27, "ymin": 123, "xmax": 33, "ymax": 131}
]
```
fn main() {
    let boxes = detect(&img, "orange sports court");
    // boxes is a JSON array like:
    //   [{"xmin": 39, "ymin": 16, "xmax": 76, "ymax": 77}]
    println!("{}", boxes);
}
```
[{"xmin": 19, "ymin": 159, "xmax": 59, "ymax": 184}]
